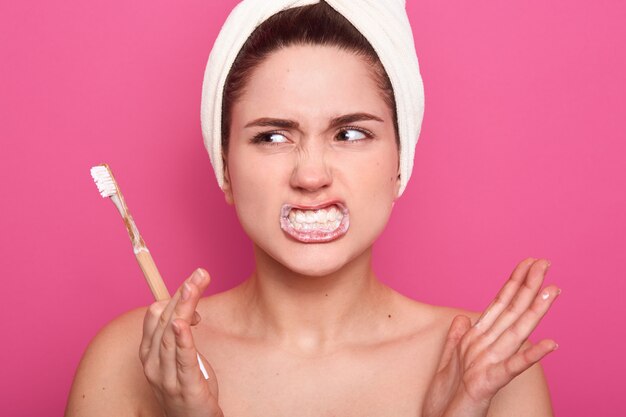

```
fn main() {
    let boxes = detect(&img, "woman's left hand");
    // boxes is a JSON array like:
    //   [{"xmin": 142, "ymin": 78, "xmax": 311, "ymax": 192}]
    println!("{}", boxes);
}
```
[{"xmin": 421, "ymin": 258, "xmax": 560, "ymax": 417}]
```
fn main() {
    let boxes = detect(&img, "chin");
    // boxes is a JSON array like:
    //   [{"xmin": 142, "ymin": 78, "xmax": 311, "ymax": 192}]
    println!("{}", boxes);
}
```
[
  {"xmin": 264, "ymin": 237, "xmax": 367, "ymax": 278},
  {"xmin": 280, "ymin": 257, "xmax": 350, "ymax": 277}
]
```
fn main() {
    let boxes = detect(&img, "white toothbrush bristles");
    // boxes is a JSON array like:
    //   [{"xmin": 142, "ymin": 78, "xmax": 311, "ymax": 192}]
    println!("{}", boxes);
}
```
[{"xmin": 90, "ymin": 165, "xmax": 117, "ymax": 198}]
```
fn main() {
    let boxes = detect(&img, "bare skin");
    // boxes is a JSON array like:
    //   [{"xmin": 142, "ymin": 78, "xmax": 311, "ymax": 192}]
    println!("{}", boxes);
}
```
[
  {"xmin": 66, "ymin": 45, "xmax": 558, "ymax": 416},
  {"xmin": 65, "ymin": 258, "xmax": 556, "ymax": 417}
]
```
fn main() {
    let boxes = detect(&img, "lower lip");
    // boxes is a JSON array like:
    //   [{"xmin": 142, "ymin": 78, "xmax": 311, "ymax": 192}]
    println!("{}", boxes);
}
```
[{"xmin": 279, "ymin": 203, "xmax": 350, "ymax": 243}]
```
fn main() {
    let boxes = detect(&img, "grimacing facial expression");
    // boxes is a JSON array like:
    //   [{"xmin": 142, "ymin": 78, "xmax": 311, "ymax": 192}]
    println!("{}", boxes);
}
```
[{"xmin": 223, "ymin": 44, "xmax": 400, "ymax": 276}]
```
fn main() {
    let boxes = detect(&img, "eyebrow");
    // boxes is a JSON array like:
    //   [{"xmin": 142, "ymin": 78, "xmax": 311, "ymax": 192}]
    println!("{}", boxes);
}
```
[{"xmin": 244, "ymin": 112, "xmax": 385, "ymax": 130}]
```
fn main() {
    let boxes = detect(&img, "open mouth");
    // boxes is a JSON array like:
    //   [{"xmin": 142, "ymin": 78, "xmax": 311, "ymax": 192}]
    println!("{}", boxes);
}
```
[{"xmin": 279, "ymin": 201, "xmax": 350, "ymax": 243}]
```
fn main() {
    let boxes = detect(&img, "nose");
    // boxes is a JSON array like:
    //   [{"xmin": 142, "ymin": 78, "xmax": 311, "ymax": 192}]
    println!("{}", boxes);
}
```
[{"xmin": 290, "ymin": 142, "xmax": 332, "ymax": 193}]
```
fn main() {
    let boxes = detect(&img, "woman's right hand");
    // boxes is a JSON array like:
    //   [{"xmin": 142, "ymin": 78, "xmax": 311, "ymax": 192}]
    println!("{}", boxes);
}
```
[{"xmin": 139, "ymin": 268, "xmax": 223, "ymax": 417}]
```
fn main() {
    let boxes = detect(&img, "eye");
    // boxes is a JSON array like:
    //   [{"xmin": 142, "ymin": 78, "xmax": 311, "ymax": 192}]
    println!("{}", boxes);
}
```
[
  {"xmin": 336, "ymin": 127, "xmax": 372, "ymax": 142},
  {"xmin": 251, "ymin": 131, "xmax": 288, "ymax": 145}
]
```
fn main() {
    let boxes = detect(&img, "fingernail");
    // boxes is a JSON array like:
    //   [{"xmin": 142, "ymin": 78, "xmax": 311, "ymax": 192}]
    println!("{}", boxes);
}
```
[
  {"xmin": 557, "ymin": 288, "xmax": 562, "ymax": 295},
  {"xmin": 553, "ymin": 343, "xmax": 559, "ymax": 351},
  {"xmin": 546, "ymin": 259, "xmax": 552, "ymax": 268},
  {"xmin": 191, "ymin": 268, "xmax": 205, "ymax": 285},
  {"xmin": 541, "ymin": 291, "xmax": 550, "ymax": 300},
  {"xmin": 182, "ymin": 282, "xmax": 191, "ymax": 301}
]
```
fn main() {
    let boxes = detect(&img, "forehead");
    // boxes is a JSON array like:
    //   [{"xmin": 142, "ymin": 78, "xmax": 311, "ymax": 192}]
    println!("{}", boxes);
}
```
[{"xmin": 234, "ymin": 44, "xmax": 389, "ymax": 122}]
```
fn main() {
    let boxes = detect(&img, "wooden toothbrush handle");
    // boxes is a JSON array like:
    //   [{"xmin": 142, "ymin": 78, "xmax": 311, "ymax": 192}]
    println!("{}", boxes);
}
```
[{"xmin": 135, "ymin": 250, "xmax": 171, "ymax": 301}]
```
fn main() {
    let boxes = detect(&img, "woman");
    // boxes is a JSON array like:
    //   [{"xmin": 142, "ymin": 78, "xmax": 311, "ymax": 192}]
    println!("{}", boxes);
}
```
[{"xmin": 66, "ymin": 1, "xmax": 559, "ymax": 416}]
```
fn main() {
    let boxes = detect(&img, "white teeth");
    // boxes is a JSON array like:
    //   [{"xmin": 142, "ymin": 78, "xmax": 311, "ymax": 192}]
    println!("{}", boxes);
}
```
[
  {"xmin": 328, "ymin": 208, "xmax": 337, "ymax": 222},
  {"xmin": 286, "ymin": 205, "xmax": 345, "ymax": 232}
]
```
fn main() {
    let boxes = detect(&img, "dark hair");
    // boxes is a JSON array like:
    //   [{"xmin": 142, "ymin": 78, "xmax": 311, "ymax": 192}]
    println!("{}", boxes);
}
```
[{"xmin": 221, "ymin": 0, "xmax": 398, "ymax": 155}]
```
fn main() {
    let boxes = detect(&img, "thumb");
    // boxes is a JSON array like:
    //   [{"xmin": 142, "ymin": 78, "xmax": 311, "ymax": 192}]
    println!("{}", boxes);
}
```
[{"xmin": 437, "ymin": 315, "xmax": 472, "ymax": 373}]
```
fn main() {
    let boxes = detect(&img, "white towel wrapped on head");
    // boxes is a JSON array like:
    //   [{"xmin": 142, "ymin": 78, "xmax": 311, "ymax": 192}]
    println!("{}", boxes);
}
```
[{"xmin": 200, "ymin": 0, "xmax": 424, "ymax": 197}]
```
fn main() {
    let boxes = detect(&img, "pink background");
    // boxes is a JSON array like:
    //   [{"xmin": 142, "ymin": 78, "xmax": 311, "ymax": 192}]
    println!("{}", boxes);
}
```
[{"xmin": 1, "ymin": 0, "xmax": 624, "ymax": 415}]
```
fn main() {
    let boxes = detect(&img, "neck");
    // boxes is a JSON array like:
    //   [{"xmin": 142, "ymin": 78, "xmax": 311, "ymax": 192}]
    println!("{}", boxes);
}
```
[{"xmin": 238, "ymin": 244, "xmax": 392, "ymax": 353}]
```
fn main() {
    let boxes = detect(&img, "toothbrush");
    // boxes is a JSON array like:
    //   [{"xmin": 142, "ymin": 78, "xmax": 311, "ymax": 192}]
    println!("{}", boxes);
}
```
[{"xmin": 90, "ymin": 163, "xmax": 209, "ymax": 380}]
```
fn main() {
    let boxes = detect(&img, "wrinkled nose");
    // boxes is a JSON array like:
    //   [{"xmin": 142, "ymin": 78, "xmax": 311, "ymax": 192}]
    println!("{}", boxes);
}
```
[{"xmin": 290, "ymin": 144, "xmax": 332, "ymax": 193}]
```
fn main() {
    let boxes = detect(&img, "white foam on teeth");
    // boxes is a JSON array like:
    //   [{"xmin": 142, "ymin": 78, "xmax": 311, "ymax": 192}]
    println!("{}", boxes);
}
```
[
  {"xmin": 288, "ymin": 206, "xmax": 343, "ymax": 225},
  {"xmin": 290, "ymin": 219, "xmax": 341, "ymax": 232}
]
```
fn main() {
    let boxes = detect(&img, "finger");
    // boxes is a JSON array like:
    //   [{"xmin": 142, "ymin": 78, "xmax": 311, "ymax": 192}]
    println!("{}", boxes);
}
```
[
  {"xmin": 173, "ymin": 269, "xmax": 211, "ymax": 323},
  {"xmin": 484, "ymin": 259, "xmax": 551, "ymax": 339},
  {"xmin": 465, "ymin": 260, "xmax": 551, "ymax": 361},
  {"xmin": 173, "ymin": 318, "xmax": 208, "ymax": 393},
  {"xmin": 489, "ymin": 285, "xmax": 561, "ymax": 360},
  {"xmin": 139, "ymin": 300, "xmax": 168, "ymax": 361},
  {"xmin": 437, "ymin": 315, "xmax": 472, "ymax": 372},
  {"xmin": 145, "ymin": 268, "xmax": 197, "ymax": 370},
  {"xmin": 488, "ymin": 339, "xmax": 558, "ymax": 390},
  {"xmin": 150, "ymin": 268, "xmax": 209, "ymax": 358},
  {"xmin": 460, "ymin": 258, "xmax": 537, "ymax": 357},
  {"xmin": 147, "ymin": 287, "xmax": 183, "ymax": 366},
  {"xmin": 158, "ymin": 269, "xmax": 210, "ymax": 385},
  {"xmin": 473, "ymin": 257, "xmax": 537, "ymax": 332}
]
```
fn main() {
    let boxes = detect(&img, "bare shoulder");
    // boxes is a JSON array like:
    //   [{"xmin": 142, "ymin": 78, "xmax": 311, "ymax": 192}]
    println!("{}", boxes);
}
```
[
  {"xmin": 65, "ymin": 306, "xmax": 158, "ymax": 417},
  {"xmin": 387, "ymin": 289, "xmax": 482, "ymax": 340}
]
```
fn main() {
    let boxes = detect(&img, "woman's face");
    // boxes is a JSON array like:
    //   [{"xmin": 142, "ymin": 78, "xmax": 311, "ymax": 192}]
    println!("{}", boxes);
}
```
[{"xmin": 224, "ymin": 44, "xmax": 400, "ymax": 276}]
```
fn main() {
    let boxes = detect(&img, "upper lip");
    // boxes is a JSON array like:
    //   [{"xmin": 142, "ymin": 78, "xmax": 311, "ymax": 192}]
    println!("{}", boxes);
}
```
[{"xmin": 283, "ymin": 200, "xmax": 345, "ymax": 211}]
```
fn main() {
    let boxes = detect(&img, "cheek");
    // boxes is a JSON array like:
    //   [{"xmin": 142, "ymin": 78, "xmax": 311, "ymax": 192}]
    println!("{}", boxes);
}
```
[
  {"xmin": 347, "ymin": 148, "xmax": 398, "ymax": 233},
  {"xmin": 361, "ymin": 147, "xmax": 399, "ymax": 199},
  {"xmin": 228, "ymin": 143, "xmax": 295, "ymax": 199},
  {"xmin": 229, "ymin": 147, "xmax": 267, "ymax": 195},
  {"xmin": 227, "ymin": 150, "xmax": 286, "ymax": 232}
]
